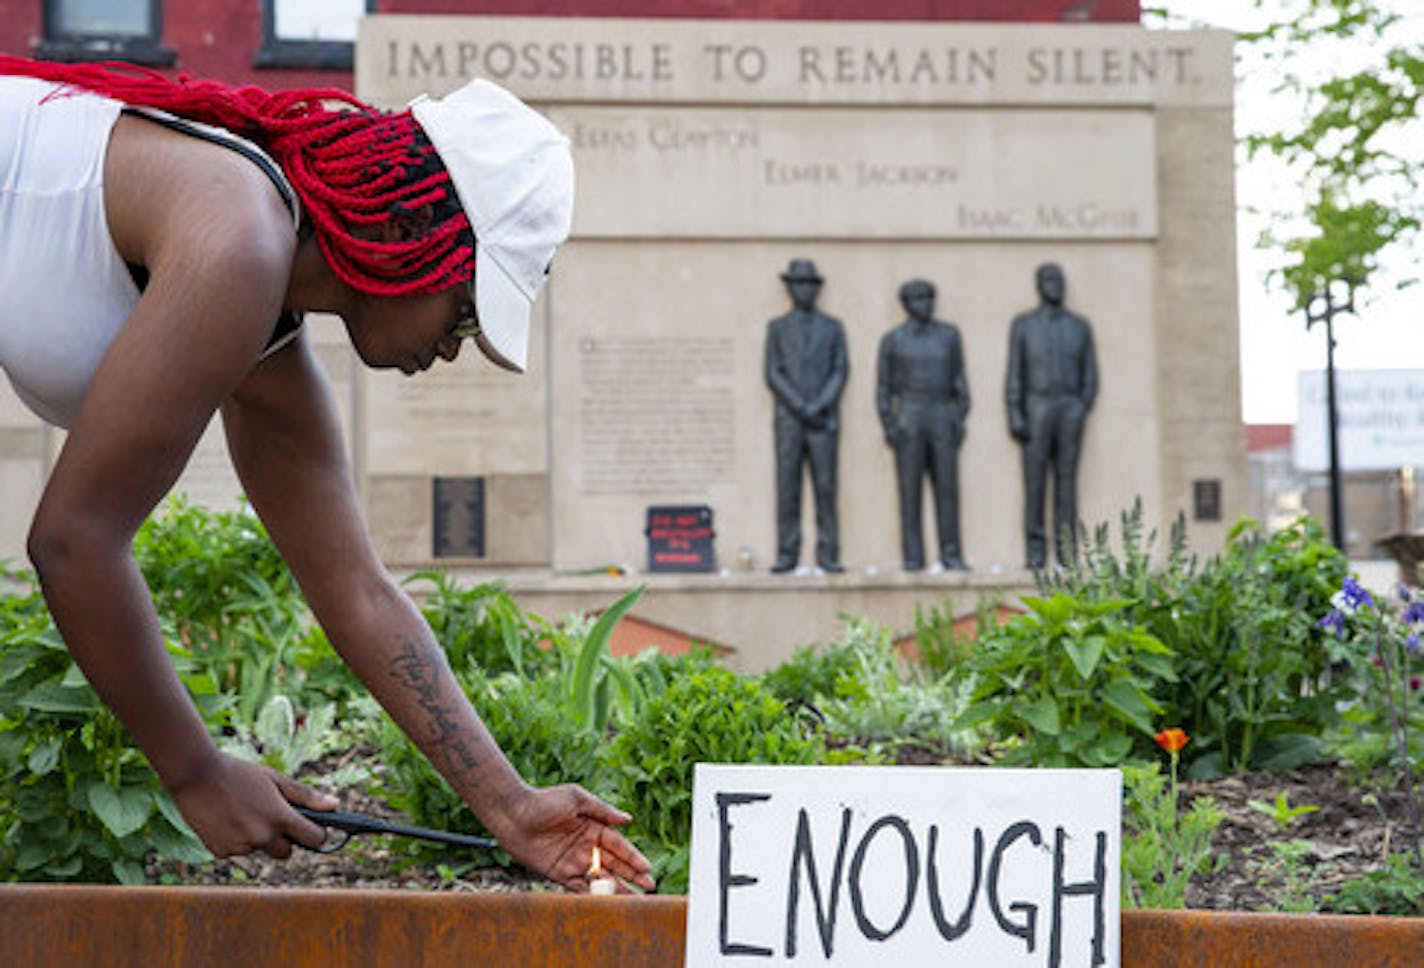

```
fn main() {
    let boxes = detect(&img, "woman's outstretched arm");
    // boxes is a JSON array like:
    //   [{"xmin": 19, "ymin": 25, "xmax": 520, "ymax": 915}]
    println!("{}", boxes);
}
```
[{"xmin": 221, "ymin": 335, "xmax": 654, "ymax": 892}]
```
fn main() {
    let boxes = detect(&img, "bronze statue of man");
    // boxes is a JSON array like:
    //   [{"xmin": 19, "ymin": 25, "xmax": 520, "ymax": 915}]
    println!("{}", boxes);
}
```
[
  {"xmin": 764, "ymin": 258, "xmax": 848, "ymax": 573},
  {"xmin": 876, "ymin": 279, "xmax": 970, "ymax": 571},
  {"xmin": 1005, "ymin": 262, "xmax": 1098, "ymax": 569}
]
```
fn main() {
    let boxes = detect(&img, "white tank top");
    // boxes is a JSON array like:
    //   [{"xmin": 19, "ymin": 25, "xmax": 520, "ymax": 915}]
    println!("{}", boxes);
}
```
[{"xmin": 0, "ymin": 76, "xmax": 302, "ymax": 428}]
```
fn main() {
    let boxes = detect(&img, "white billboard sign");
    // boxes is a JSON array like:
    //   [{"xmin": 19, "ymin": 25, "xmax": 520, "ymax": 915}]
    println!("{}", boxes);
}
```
[{"xmin": 1296, "ymin": 370, "xmax": 1424, "ymax": 472}]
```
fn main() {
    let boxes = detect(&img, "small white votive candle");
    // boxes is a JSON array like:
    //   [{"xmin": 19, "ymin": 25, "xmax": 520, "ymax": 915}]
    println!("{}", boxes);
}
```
[{"xmin": 588, "ymin": 846, "xmax": 617, "ymax": 895}]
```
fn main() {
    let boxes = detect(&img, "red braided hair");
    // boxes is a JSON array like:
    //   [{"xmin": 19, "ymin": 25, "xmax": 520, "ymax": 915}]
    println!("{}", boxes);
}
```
[{"xmin": 0, "ymin": 57, "xmax": 474, "ymax": 297}]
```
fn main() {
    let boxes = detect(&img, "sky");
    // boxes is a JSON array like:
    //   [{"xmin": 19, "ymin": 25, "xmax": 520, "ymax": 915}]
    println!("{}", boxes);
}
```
[{"xmin": 1150, "ymin": 1, "xmax": 1422, "ymax": 425}]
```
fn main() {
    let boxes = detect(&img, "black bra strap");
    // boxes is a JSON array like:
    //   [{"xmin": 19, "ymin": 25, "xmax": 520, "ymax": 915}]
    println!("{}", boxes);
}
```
[
  {"xmin": 120, "ymin": 109, "xmax": 304, "ymax": 355},
  {"xmin": 122, "ymin": 108, "xmax": 297, "ymax": 218}
]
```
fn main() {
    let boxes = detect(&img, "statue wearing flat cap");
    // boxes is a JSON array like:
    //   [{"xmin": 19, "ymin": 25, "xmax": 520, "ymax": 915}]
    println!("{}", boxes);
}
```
[
  {"xmin": 764, "ymin": 259, "xmax": 848, "ymax": 574},
  {"xmin": 877, "ymin": 278, "xmax": 970, "ymax": 572}
]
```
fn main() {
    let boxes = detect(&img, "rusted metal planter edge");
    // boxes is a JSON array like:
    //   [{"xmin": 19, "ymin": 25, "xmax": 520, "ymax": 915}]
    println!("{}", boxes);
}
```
[
  {"xmin": 1, "ymin": 885, "xmax": 1421, "ymax": 967},
  {"xmin": 1121, "ymin": 908, "xmax": 1424, "ymax": 967}
]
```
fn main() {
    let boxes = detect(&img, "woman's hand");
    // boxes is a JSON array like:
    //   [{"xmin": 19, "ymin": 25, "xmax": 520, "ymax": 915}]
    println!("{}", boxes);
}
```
[
  {"xmin": 492, "ymin": 784, "xmax": 656, "ymax": 893},
  {"xmin": 168, "ymin": 751, "xmax": 338, "ymax": 859}
]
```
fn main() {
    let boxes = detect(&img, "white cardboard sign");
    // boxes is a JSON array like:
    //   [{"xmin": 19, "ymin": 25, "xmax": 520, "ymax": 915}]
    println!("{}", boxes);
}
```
[{"xmin": 685, "ymin": 764, "xmax": 1120, "ymax": 967}]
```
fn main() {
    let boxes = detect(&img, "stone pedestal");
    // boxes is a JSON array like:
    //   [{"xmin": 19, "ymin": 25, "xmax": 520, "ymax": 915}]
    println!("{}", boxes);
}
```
[{"xmin": 418, "ymin": 565, "xmax": 1036, "ymax": 674}]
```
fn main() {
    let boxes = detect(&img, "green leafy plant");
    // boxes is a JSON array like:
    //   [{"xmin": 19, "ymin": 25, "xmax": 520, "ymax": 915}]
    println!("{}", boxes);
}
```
[
  {"xmin": 1228, "ymin": 0, "xmax": 1421, "ymax": 310},
  {"xmin": 760, "ymin": 619, "xmax": 982, "ymax": 761},
  {"xmin": 1247, "ymin": 792, "xmax": 1320, "ymax": 831},
  {"xmin": 410, "ymin": 571, "xmax": 551, "ymax": 679},
  {"xmin": 0, "ymin": 569, "xmax": 213, "ymax": 883},
  {"xmin": 1046, "ymin": 506, "xmax": 1348, "ymax": 775},
  {"xmin": 958, "ymin": 592, "xmax": 1173, "ymax": 767},
  {"xmin": 625, "ymin": 643, "xmax": 719, "ymax": 703},
  {"xmin": 1324, "ymin": 852, "xmax": 1424, "ymax": 916},
  {"xmin": 1121, "ymin": 730, "xmax": 1225, "ymax": 909},
  {"xmin": 133, "ymin": 497, "xmax": 313, "ymax": 726},
  {"xmin": 1047, "ymin": 498, "xmax": 1187, "ymax": 606},
  {"xmin": 604, "ymin": 666, "xmax": 822, "ymax": 892},
  {"xmin": 909, "ymin": 594, "xmax": 995, "ymax": 681},
  {"xmin": 1153, "ymin": 518, "xmax": 1347, "ymax": 776},
  {"xmin": 1252, "ymin": 839, "xmax": 1320, "ymax": 914},
  {"xmin": 813, "ymin": 618, "xmax": 980, "ymax": 757},
  {"xmin": 548, "ymin": 586, "xmax": 646, "ymax": 734},
  {"xmin": 759, "ymin": 640, "xmax": 861, "ymax": 707},
  {"xmin": 221, "ymin": 693, "xmax": 341, "ymax": 778}
]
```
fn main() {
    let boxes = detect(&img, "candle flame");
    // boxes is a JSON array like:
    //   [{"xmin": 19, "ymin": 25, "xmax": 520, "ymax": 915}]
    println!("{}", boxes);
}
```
[{"xmin": 589, "ymin": 846, "xmax": 603, "ymax": 877}]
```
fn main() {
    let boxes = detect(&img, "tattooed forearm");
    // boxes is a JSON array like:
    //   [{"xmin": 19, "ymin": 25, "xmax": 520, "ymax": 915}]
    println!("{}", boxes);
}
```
[{"xmin": 388, "ymin": 635, "xmax": 480, "ymax": 778}]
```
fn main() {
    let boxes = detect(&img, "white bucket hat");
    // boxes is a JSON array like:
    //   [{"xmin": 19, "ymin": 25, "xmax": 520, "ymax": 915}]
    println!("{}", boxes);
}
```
[{"xmin": 410, "ymin": 79, "xmax": 574, "ymax": 372}]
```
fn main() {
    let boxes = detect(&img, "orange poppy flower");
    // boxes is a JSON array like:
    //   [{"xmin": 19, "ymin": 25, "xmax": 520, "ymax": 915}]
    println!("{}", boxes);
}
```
[{"xmin": 1155, "ymin": 728, "xmax": 1189, "ymax": 753}]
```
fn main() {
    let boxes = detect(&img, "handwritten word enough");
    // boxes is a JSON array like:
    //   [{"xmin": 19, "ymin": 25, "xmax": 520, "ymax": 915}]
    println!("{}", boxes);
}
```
[{"xmin": 715, "ymin": 792, "xmax": 1109, "ymax": 966}]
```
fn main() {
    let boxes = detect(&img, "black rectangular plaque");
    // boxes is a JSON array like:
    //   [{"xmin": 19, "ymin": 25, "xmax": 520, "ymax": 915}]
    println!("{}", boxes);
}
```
[
  {"xmin": 645, "ymin": 505, "xmax": 716, "ymax": 573},
  {"xmin": 432, "ymin": 476, "xmax": 486, "ymax": 558},
  {"xmin": 1193, "ymin": 479, "xmax": 1222, "ymax": 522}
]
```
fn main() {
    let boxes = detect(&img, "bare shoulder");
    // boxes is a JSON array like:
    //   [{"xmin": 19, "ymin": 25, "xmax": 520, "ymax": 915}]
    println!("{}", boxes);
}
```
[{"xmin": 103, "ymin": 112, "xmax": 295, "ymax": 280}]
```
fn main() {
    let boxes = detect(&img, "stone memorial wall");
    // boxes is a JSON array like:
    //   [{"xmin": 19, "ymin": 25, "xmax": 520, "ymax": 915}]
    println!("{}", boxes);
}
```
[
  {"xmin": 354, "ymin": 16, "xmax": 1242, "ymax": 575},
  {"xmin": 0, "ymin": 15, "xmax": 1244, "ymax": 624}
]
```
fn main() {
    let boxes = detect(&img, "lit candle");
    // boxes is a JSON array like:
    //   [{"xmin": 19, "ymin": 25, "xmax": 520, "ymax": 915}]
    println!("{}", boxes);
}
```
[{"xmin": 588, "ymin": 846, "xmax": 617, "ymax": 896}]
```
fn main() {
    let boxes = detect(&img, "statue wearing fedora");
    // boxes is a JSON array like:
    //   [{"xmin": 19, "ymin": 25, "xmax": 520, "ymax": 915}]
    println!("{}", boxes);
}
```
[{"xmin": 764, "ymin": 258, "xmax": 848, "ymax": 573}]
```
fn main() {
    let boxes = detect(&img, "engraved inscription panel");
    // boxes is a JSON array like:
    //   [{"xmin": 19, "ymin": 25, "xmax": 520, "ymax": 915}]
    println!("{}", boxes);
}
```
[
  {"xmin": 577, "ymin": 336, "xmax": 736, "ymax": 496},
  {"xmin": 551, "ymin": 106, "xmax": 1157, "ymax": 240},
  {"xmin": 363, "ymin": 328, "xmax": 547, "ymax": 476},
  {"xmin": 359, "ymin": 18, "xmax": 1232, "ymax": 109}
]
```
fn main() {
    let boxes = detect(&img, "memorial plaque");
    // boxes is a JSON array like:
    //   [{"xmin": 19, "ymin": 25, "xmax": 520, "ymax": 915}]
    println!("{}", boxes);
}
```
[
  {"xmin": 432, "ymin": 476, "xmax": 486, "ymax": 558},
  {"xmin": 365, "ymin": 357, "xmax": 546, "ymax": 476},
  {"xmin": 646, "ymin": 504, "xmax": 717, "ymax": 572},
  {"xmin": 1193, "ymin": 479, "xmax": 1222, "ymax": 522}
]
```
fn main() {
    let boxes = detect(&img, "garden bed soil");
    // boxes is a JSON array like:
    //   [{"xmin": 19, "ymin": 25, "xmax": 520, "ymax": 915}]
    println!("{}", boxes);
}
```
[
  {"xmin": 152, "ymin": 753, "xmax": 1422, "ymax": 912},
  {"xmin": 1183, "ymin": 762, "xmax": 1420, "ymax": 912}
]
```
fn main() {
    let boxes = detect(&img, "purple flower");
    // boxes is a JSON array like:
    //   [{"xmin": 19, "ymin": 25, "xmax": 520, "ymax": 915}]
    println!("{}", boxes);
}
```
[
  {"xmin": 1407, "ymin": 633, "xmax": 1422, "ymax": 655},
  {"xmin": 1402, "ymin": 600, "xmax": 1424, "ymax": 626},
  {"xmin": 1331, "ymin": 576, "xmax": 1374, "ymax": 615},
  {"xmin": 1398, "ymin": 584, "xmax": 1415, "ymax": 603},
  {"xmin": 1317, "ymin": 609, "xmax": 1348, "ymax": 637}
]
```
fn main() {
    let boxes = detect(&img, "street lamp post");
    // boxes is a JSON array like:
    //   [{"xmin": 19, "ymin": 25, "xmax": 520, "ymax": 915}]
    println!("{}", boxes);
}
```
[{"xmin": 1306, "ymin": 280, "xmax": 1356, "ymax": 552}]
